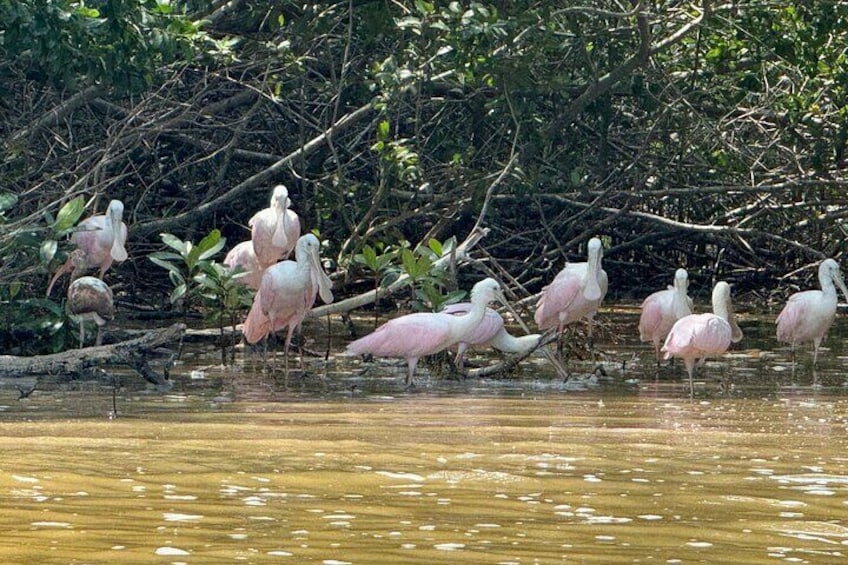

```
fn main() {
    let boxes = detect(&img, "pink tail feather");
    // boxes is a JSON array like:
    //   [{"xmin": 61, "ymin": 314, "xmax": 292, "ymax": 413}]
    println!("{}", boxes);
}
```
[{"xmin": 243, "ymin": 295, "xmax": 271, "ymax": 344}]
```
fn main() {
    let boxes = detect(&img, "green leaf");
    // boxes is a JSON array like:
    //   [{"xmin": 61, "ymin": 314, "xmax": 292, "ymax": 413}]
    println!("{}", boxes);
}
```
[
  {"xmin": 54, "ymin": 196, "xmax": 85, "ymax": 232},
  {"xmin": 196, "ymin": 229, "xmax": 226, "ymax": 261},
  {"xmin": 149, "ymin": 255, "xmax": 184, "ymax": 279},
  {"xmin": 170, "ymin": 283, "xmax": 187, "ymax": 304},
  {"xmin": 0, "ymin": 192, "xmax": 18, "ymax": 214},
  {"xmin": 428, "ymin": 238, "xmax": 443, "ymax": 256},
  {"xmin": 40, "ymin": 239, "xmax": 58, "ymax": 263},
  {"xmin": 377, "ymin": 120, "xmax": 390, "ymax": 140},
  {"xmin": 160, "ymin": 233, "xmax": 187, "ymax": 254}
]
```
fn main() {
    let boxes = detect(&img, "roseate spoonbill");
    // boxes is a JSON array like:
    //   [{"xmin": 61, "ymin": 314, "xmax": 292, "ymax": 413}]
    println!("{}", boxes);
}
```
[
  {"xmin": 534, "ymin": 237, "xmax": 608, "ymax": 353},
  {"xmin": 47, "ymin": 199, "xmax": 128, "ymax": 296},
  {"xmin": 242, "ymin": 234, "xmax": 333, "ymax": 378},
  {"xmin": 224, "ymin": 240, "xmax": 263, "ymax": 289},
  {"xmin": 346, "ymin": 278, "xmax": 504, "ymax": 386},
  {"xmin": 250, "ymin": 185, "xmax": 301, "ymax": 268},
  {"xmin": 66, "ymin": 250, "xmax": 115, "ymax": 348},
  {"xmin": 442, "ymin": 303, "xmax": 541, "ymax": 369},
  {"xmin": 662, "ymin": 281, "xmax": 743, "ymax": 396},
  {"xmin": 776, "ymin": 258, "xmax": 848, "ymax": 366},
  {"xmin": 639, "ymin": 268, "xmax": 694, "ymax": 361}
]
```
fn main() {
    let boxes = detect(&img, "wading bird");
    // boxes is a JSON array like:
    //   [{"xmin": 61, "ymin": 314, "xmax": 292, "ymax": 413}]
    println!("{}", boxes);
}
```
[
  {"xmin": 442, "ymin": 303, "xmax": 541, "ymax": 369},
  {"xmin": 776, "ymin": 258, "xmax": 848, "ymax": 366},
  {"xmin": 534, "ymin": 237, "xmax": 608, "ymax": 352},
  {"xmin": 251, "ymin": 185, "xmax": 301, "ymax": 268},
  {"xmin": 346, "ymin": 278, "xmax": 504, "ymax": 386},
  {"xmin": 224, "ymin": 240, "xmax": 263, "ymax": 289},
  {"xmin": 662, "ymin": 281, "xmax": 743, "ymax": 397},
  {"xmin": 242, "ymin": 234, "xmax": 333, "ymax": 378},
  {"xmin": 639, "ymin": 268, "xmax": 694, "ymax": 362},
  {"xmin": 66, "ymin": 250, "xmax": 115, "ymax": 348},
  {"xmin": 47, "ymin": 199, "xmax": 128, "ymax": 296}
]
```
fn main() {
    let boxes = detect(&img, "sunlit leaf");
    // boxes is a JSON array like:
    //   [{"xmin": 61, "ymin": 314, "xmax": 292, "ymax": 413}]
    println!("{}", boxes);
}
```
[{"xmin": 53, "ymin": 196, "xmax": 85, "ymax": 232}]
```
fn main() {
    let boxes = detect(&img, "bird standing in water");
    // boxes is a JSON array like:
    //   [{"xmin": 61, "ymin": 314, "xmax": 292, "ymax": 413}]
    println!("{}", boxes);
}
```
[
  {"xmin": 639, "ymin": 268, "xmax": 694, "ymax": 362},
  {"xmin": 346, "ymin": 278, "xmax": 504, "ymax": 386},
  {"xmin": 442, "ymin": 303, "xmax": 541, "ymax": 369},
  {"xmin": 662, "ymin": 281, "xmax": 743, "ymax": 397},
  {"xmin": 250, "ymin": 185, "xmax": 301, "ymax": 268},
  {"xmin": 535, "ymin": 237, "xmax": 608, "ymax": 355},
  {"xmin": 48, "ymin": 199, "xmax": 128, "ymax": 296},
  {"xmin": 66, "ymin": 250, "xmax": 115, "ymax": 348},
  {"xmin": 242, "ymin": 234, "xmax": 333, "ymax": 379},
  {"xmin": 776, "ymin": 258, "xmax": 848, "ymax": 367}
]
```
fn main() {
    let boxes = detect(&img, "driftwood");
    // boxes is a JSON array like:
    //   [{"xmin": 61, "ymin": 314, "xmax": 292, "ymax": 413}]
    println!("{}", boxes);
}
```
[{"xmin": 0, "ymin": 323, "xmax": 185, "ymax": 387}]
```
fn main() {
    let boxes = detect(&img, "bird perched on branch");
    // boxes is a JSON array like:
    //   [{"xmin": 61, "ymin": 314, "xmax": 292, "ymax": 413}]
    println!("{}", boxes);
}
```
[
  {"xmin": 47, "ymin": 199, "xmax": 128, "ymax": 296},
  {"xmin": 776, "ymin": 258, "xmax": 848, "ymax": 367}
]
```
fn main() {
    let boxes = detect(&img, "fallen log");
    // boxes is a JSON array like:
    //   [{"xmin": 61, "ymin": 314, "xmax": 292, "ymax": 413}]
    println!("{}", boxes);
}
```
[{"xmin": 0, "ymin": 323, "xmax": 185, "ymax": 387}]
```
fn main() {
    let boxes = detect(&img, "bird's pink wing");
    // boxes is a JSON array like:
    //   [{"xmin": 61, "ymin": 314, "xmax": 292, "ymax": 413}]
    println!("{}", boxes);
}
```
[
  {"xmin": 347, "ymin": 313, "xmax": 453, "ymax": 358},
  {"xmin": 638, "ymin": 292, "xmax": 665, "ymax": 343},
  {"xmin": 242, "ymin": 291, "xmax": 271, "ymax": 344},
  {"xmin": 535, "ymin": 275, "xmax": 581, "ymax": 330},
  {"xmin": 775, "ymin": 293, "xmax": 808, "ymax": 343},
  {"xmin": 664, "ymin": 314, "xmax": 730, "ymax": 358}
]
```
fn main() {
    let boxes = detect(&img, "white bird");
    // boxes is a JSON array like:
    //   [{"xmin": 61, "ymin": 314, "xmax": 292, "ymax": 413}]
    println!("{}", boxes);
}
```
[
  {"xmin": 776, "ymin": 258, "xmax": 848, "ymax": 366},
  {"xmin": 662, "ymin": 281, "xmax": 743, "ymax": 396},
  {"xmin": 242, "ymin": 234, "xmax": 333, "ymax": 378},
  {"xmin": 639, "ymin": 268, "xmax": 694, "ymax": 361},
  {"xmin": 250, "ymin": 185, "xmax": 301, "ymax": 268},
  {"xmin": 535, "ymin": 237, "xmax": 608, "ymax": 354},
  {"xmin": 48, "ymin": 199, "xmax": 128, "ymax": 296},
  {"xmin": 346, "ymin": 279, "xmax": 504, "ymax": 386}
]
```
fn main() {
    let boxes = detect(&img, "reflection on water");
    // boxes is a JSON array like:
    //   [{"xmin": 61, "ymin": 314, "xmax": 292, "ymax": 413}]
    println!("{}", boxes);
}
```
[{"xmin": 0, "ymin": 315, "xmax": 846, "ymax": 563}]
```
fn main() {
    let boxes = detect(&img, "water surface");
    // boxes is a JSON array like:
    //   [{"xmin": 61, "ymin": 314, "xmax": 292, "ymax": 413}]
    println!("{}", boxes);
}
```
[{"xmin": 0, "ymin": 314, "xmax": 847, "ymax": 564}]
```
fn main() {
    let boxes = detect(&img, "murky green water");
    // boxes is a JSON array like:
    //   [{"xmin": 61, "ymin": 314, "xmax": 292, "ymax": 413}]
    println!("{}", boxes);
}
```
[{"xmin": 1, "ymin": 313, "xmax": 848, "ymax": 563}]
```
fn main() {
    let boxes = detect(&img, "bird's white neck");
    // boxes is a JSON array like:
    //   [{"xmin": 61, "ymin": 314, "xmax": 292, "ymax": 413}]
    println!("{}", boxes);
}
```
[
  {"xmin": 819, "ymin": 266, "xmax": 837, "ymax": 297},
  {"xmin": 450, "ymin": 292, "xmax": 491, "ymax": 341},
  {"xmin": 672, "ymin": 281, "xmax": 690, "ymax": 317}
]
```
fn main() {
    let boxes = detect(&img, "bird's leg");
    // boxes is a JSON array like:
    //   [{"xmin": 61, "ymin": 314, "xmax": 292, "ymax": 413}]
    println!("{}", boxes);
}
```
[
  {"xmin": 95, "ymin": 325, "xmax": 104, "ymax": 347},
  {"xmin": 685, "ymin": 359, "xmax": 696, "ymax": 398},
  {"xmin": 405, "ymin": 358, "xmax": 419, "ymax": 389},
  {"xmin": 812, "ymin": 340, "xmax": 820, "ymax": 368},
  {"xmin": 78, "ymin": 321, "xmax": 85, "ymax": 349}
]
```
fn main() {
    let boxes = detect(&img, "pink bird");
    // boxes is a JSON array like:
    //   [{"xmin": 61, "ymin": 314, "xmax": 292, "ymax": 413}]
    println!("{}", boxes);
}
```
[
  {"xmin": 346, "ymin": 278, "xmax": 503, "ymax": 386},
  {"xmin": 224, "ymin": 240, "xmax": 264, "ymax": 289},
  {"xmin": 250, "ymin": 185, "xmax": 301, "ymax": 268},
  {"xmin": 535, "ymin": 237, "xmax": 608, "ymax": 352},
  {"xmin": 639, "ymin": 268, "xmax": 694, "ymax": 361},
  {"xmin": 242, "ymin": 234, "xmax": 333, "ymax": 377},
  {"xmin": 662, "ymin": 281, "xmax": 743, "ymax": 396},
  {"xmin": 66, "ymin": 250, "xmax": 115, "ymax": 348},
  {"xmin": 776, "ymin": 258, "xmax": 848, "ymax": 366},
  {"xmin": 47, "ymin": 199, "xmax": 128, "ymax": 296},
  {"xmin": 442, "ymin": 303, "xmax": 541, "ymax": 369}
]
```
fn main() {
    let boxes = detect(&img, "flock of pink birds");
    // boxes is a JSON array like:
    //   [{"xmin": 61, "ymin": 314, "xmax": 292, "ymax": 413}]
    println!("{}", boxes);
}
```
[{"xmin": 49, "ymin": 188, "xmax": 848, "ymax": 395}]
